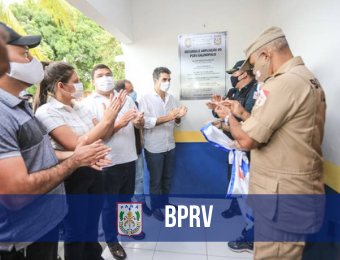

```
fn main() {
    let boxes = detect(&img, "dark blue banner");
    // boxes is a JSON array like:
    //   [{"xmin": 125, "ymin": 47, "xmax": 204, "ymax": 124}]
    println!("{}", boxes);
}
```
[{"xmin": 0, "ymin": 194, "xmax": 339, "ymax": 243}]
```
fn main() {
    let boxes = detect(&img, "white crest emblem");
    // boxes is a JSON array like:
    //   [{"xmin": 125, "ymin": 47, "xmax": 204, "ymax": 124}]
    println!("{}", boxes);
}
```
[{"xmin": 117, "ymin": 203, "xmax": 143, "ymax": 237}]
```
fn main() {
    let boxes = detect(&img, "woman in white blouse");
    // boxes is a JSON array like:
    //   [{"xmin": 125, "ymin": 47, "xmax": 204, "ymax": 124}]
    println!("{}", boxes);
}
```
[{"xmin": 35, "ymin": 61, "xmax": 127, "ymax": 260}]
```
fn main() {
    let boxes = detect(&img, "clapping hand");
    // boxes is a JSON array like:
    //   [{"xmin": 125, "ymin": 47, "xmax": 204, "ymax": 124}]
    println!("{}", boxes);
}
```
[
  {"xmin": 205, "ymin": 101, "xmax": 216, "ymax": 110},
  {"xmin": 116, "ymin": 90, "xmax": 128, "ymax": 108},
  {"xmin": 120, "ymin": 108, "xmax": 137, "ymax": 128},
  {"xmin": 176, "ymin": 106, "xmax": 188, "ymax": 119},
  {"xmin": 133, "ymin": 110, "xmax": 144, "ymax": 128},
  {"xmin": 224, "ymin": 100, "xmax": 247, "ymax": 118},
  {"xmin": 214, "ymin": 102, "xmax": 232, "ymax": 120},
  {"xmin": 211, "ymin": 94, "xmax": 223, "ymax": 103},
  {"xmin": 168, "ymin": 108, "xmax": 180, "ymax": 120},
  {"xmin": 73, "ymin": 138, "xmax": 112, "ymax": 170},
  {"xmin": 102, "ymin": 93, "xmax": 123, "ymax": 123}
]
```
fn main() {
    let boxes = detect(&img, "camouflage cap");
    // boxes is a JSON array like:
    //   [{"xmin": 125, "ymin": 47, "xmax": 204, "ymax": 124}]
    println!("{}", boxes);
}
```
[{"xmin": 240, "ymin": 26, "xmax": 285, "ymax": 71}]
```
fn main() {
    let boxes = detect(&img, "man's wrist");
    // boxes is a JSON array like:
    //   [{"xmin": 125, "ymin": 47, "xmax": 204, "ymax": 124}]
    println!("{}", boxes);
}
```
[
  {"xmin": 214, "ymin": 120, "xmax": 222, "ymax": 129},
  {"xmin": 64, "ymin": 155, "xmax": 78, "ymax": 174},
  {"xmin": 102, "ymin": 119, "xmax": 112, "ymax": 127},
  {"xmin": 115, "ymin": 119, "xmax": 124, "ymax": 129},
  {"xmin": 224, "ymin": 113, "xmax": 234, "ymax": 126},
  {"xmin": 241, "ymin": 111, "xmax": 251, "ymax": 121}
]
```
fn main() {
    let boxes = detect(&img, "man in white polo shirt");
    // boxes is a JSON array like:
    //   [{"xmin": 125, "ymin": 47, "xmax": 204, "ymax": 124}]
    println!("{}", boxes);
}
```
[
  {"xmin": 82, "ymin": 64, "xmax": 145, "ymax": 260},
  {"xmin": 139, "ymin": 67, "xmax": 188, "ymax": 221}
]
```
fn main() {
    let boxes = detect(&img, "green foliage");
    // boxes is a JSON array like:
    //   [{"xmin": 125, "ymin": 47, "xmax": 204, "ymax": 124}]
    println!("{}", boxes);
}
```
[
  {"xmin": 135, "ymin": 211, "xmax": 140, "ymax": 221},
  {"xmin": 8, "ymin": 0, "xmax": 124, "ymax": 93},
  {"xmin": 119, "ymin": 211, "xmax": 124, "ymax": 221}
]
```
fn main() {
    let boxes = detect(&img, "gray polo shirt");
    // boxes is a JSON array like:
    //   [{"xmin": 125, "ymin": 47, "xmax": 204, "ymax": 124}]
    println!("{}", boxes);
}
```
[{"xmin": 0, "ymin": 88, "xmax": 67, "ymax": 251}]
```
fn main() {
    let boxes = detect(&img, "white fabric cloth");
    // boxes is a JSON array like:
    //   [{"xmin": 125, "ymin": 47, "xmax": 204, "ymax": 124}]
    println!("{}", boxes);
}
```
[
  {"xmin": 36, "ymin": 97, "xmax": 95, "ymax": 150},
  {"xmin": 82, "ymin": 90, "xmax": 137, "ymax": 166},
  {"xmin": 200, "ymin": 122, "xmax": 235, "ymax": 151},
  {"xmin": 139, "ymin": 88, "xmax": 178, "ymax": 153}
]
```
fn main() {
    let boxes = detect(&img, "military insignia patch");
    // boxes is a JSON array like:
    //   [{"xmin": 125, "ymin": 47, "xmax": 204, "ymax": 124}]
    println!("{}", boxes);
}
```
[
  {"xmin": 117, "ymin": 203, "xmax": 143, "ymax": 237},
  {"xmin": 254, "ymin": 89, "xmax": 270, "ymax": 108}
]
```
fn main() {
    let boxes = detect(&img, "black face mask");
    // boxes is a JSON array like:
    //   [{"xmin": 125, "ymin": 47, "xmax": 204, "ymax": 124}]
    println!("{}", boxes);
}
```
[{"xmin": 230, "ymin": 72, "xmax": 244, "ymax": 88}]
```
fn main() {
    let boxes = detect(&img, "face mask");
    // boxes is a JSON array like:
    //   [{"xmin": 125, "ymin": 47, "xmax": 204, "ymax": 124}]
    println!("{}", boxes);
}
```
[
  {"xmin": 63, "ymin": 82, "xmax": 83, "ymax": 99},
  {"xmin": 7, "ymin": 57, "xmax": 44, "ymax": 85},
  {"xmin": 253, "ymin": 52, "xmax": 271, "ymax": 83},
  {"xmin": 129, "ymin": 91, "xmax": 137, "ymax": 102},
  {"xmin": 160, "ymin": 82, "xmax": 170, "ymax": 92},
  {"xmin": 230, "ymin": 72, "xmax": 244, "ymax": 88},
  {"xmin": 95, "ymin": 76, "xmax": 115, "ymax": 92}
]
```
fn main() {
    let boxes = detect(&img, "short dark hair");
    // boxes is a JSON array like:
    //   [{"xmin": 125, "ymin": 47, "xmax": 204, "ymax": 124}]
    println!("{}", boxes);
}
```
[
  {"xmin": 152, "ymin": 67, "xmax": 171, "ymax": 80},
  {"xmin": 114, "ymin": 79, "xmax": 131, "ymax": 92},
  {"xmin": 91, "ymin": 64, "xmax": 112, "ymax": 80}
]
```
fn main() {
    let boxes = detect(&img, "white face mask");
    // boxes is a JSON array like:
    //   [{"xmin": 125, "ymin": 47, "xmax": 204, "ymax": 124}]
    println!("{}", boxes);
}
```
[
  {"xmin": 7, "ymin": 57, "xmax": 44, "ymax": 85},
  {"xmin": 95, "ymin": 76, "xmax": 115, "ymax": 92},
  {"xmin": 160, "ymin": 82, "xmax": 170, "ymax": 92},
  {"xmin": 63, "ymin": 82, "xmax": 84, "ymax": 99}
]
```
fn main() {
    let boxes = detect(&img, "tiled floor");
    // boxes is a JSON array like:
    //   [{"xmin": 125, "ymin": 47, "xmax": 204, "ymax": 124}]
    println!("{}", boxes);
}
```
[
  {"xmin": 58, "ymin": 198, "xmax": 253, "ymax": 260},
  {"xmin": 101, "ymin": 242, "xmax": 253, "ymax": 260}
]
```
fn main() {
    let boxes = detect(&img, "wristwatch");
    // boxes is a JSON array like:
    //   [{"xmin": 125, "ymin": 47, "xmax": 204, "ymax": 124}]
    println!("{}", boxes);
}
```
[{"xmin": 224, "ymin": 113, "xmax": 234, "ymax": 126}]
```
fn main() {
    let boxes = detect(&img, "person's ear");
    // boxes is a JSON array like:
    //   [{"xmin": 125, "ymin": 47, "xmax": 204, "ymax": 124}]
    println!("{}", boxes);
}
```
[
  {"xmin": 153, "ymin": 78, "xmax": 158, "ymax": 85},
  {"xmin": 92, "ymin": 79, "xmax": 95, "ymax": 87},
  {"xmin": 57, "ymin": 82, "xmax": 65, "ymax": 91},
  {"xmin": 239, "ymin": 72, "xmax": 247, "ymax": 80},
  {"xmin": 262, "ymin": 51, "xmax": 271, "ymax": 62}
]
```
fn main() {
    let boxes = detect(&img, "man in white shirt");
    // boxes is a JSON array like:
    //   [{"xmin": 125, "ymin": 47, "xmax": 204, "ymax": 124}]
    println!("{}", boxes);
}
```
[
  {"xmin": 115, "ymin": 79, "xmax": 153, "ymax": 216},
  {"xmin": 139, "ymin": 67, "xmax": 188, "ymax": 221},
  {"xmin": 82, "ymin": 64, "xmax": 145, "ymax": 260}
]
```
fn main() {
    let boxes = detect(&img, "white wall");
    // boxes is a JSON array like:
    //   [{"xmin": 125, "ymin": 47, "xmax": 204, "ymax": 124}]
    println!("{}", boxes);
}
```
[
  {"xmin": 122, "ymin": 0, "xmax": 340, "ymax": 166},
  {"xmin": 69, "ymin": 0, "xmax": 340, "ymax": 166},
  {"xmin": 123, "ymin": 0, "xmax": 266, "ymax": 131},
  {"xmin": 261, "ymin": 0, "xmax": 340, "ymax": 167},
  {"xmin": 67, "ymin": 0, "xmax": 133, "ymax": 43}
]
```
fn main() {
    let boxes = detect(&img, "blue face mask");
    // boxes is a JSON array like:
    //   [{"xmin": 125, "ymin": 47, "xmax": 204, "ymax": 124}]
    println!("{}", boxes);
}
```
[{"xmin": 129, "ymin": 91, "xmax": 137, "ymax": 102}]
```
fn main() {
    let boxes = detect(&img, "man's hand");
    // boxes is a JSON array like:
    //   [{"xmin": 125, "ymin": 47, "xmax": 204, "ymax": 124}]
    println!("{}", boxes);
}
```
[
  {"xmin": 102, "ymin": 94, "xmax": 123, "ymax": 124},
  {"xmin": 214, "ymin": 102, "xmax": 232, "ymax": 120},
  {"xmin": 176, "ymin": 106, "xmax": 188, "ymax": 119},
  {"xmin": 211, "ymin": 94, "xmax": 223, "ymax": 103},
  {"xmin": 116, "ymin": 89, "xmax": 128, "ymax": 108},
  {"xmin": 73, "ymin": 138, "xmax": 111, "ymax": 169},
  {"xmin": 226, "ymin": 100, "xmax": 249, "ymax": 120},
  {"xmin": 231, "ymin": 140, "xmax": 242, "ymax": 150},
  {"xmin": 206, "ymin": 94, "xmax": 225, "ymax": 110},
  {"xmin": 168, "ymin": 108, "xmax": 179, "ymax": 120},
  {"xmin": 118, "ymin": 108, "xmax": 137, "ymax": 128},
  {"xmin": 91, "ymin": 157, "xmax": 113, "ymax": 171},
  {"xmin": 204, "ymin": 120, "xmax": 221, "ymax": 128},
  {"xmin": 133, "ymin": 111, "xmax": 145, "ymax": 129},
  {"xmin": 205, "ymin": 101, "xmax": 216, "ymax": 110}
]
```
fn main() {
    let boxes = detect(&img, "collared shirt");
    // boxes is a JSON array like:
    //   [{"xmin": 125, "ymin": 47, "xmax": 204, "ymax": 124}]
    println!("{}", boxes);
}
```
[
  {"xmin": 0, "ymin": 88, "xmax": 67, "ymax": 251},
  {"xmin": 82, "ymin": 91, "xmax": 137, "ymax": 166},
  {"xmin": 242, "ymin": 57, "xmax": 326, "ymax": 233},
  {"xmin": 139, "ymin": 89, "xmax": 178, "ymax": 153},
  {"xmin": 36, "ymin": 97, "xmax": 96, "ymax": 151}
]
